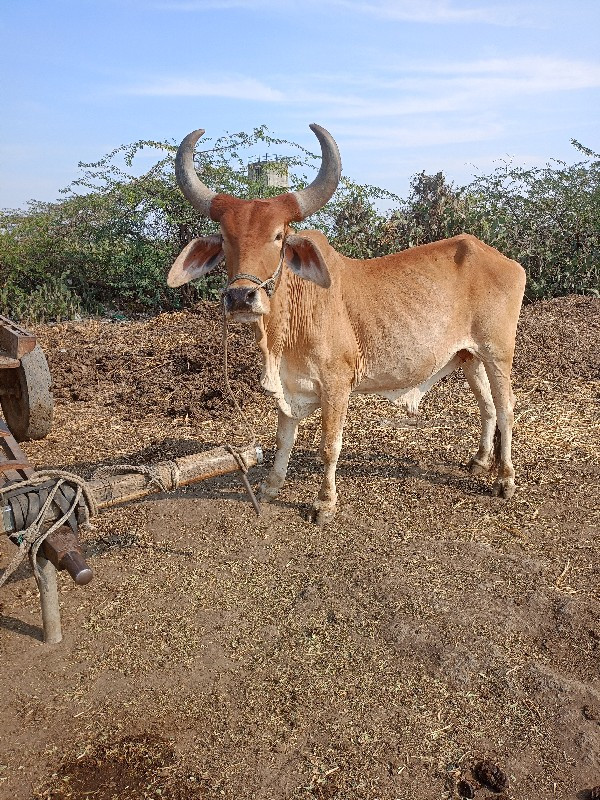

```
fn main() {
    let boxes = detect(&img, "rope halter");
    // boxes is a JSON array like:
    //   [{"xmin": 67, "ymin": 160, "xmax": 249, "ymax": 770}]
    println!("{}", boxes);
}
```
[{"xmin": 222, "ymin": 241, "xmax": 285, "ymax": 299}]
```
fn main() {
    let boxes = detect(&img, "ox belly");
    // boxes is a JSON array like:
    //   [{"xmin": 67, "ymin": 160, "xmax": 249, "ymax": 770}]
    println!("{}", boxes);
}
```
[
  {"xmin": 353, "ymin": 347, "xmax": 468, "ymax": 415},
  {"xmin": 263, "ymin": 344, "xmax": 469, "ymax": 419}
]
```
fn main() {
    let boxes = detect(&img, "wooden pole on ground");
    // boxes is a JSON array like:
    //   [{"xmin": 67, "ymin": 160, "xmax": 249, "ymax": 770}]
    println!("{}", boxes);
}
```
[
  {"xmin": 0, "ymin": 443, "xmax": 263, "ymax": 536},
  {"xmin": 1, "ymin": 442, "xmax": 263, "ymax": 645},
  {"xmin": 91, "ymin": 443, "xmax": 262, "ymax": 510}
]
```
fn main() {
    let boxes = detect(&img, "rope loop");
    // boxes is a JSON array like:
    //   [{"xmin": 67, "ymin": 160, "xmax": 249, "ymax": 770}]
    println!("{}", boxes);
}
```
[
  {"xmin": 219, "ymin": 294, "xmax": 264, "ymax": 517},
  {"xmin": 224, "ymin": 444, "xmax": 250, "ymax": 474},
  {"xmin": 220, "ymin": 302, "xmax": 258, "ymax": 450}
]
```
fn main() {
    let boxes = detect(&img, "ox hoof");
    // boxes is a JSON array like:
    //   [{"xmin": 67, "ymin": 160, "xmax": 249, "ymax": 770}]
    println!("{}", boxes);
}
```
[
  {"xmin": 308, "ymin": 502, "xmax": 336, "ymax": 526},
  {"xmin": 492, "ymin": 478, "xmax": 516, "ymax": 499},
  {"xmin": 468, "ymin": 457, "xmax": 491, "ymax": 476},
  {"xmin": 257, "ymin": 483, "xmax": 280, "ymax": 504}
]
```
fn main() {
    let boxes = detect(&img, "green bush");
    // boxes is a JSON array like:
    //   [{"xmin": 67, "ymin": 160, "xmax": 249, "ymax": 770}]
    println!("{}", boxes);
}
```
[
  {"xmin": 0, "ymin": 132, "xmax": 597, "ymax": 322},
  {"xmin": 375, "ymin": 145, "xmax": 600, "ymax": 300},
  {"xmin": 464, "ymin": 141, "xmax": 600, "ymax": 299}
]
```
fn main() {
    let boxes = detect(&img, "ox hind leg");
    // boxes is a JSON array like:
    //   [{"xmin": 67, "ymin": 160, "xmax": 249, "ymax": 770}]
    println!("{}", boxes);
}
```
[
  {"xmin": 461, "ymin": 355, "xmax": 497, "ymax": 475},
  {"xmin": 259, "ymin": 409, "xmax": 301, "ymax": 503},
  {"xmin": 479, "ymin": 357, "xmax": 517, "ymax": 499}
]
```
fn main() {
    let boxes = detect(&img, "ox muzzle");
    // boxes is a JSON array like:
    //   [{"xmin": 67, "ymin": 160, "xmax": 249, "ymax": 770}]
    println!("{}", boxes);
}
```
[{"xmin": 223, "ymin": 284, "xmax": 266, "ymax": 321}]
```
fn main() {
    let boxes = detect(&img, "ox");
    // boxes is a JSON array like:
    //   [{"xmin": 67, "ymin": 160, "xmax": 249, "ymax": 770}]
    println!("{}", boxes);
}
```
[{"xmin": 167, "ymin": 125, "xmax": 526, "ymax": 524}]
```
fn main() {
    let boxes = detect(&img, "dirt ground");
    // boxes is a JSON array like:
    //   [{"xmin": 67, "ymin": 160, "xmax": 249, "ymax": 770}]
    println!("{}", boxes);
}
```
[{"xmin": 0, "ymin": 295, "xmax": 599, "ymax": 800}]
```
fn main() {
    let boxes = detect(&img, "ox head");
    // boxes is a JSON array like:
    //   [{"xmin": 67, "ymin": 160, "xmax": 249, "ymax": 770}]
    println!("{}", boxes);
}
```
[{"xmin": 167, "ymin": 124, "xmax": 341, "ymax": 322}]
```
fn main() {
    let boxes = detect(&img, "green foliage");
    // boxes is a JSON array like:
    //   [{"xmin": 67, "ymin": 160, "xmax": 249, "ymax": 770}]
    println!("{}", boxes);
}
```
[
  {"xmin": 0, "ymin": 273, "xmax": 84, "ymax": 325},
  {"xmin": 379, "ymin": 171, "xmax": 468, "ymax": 251},
  {"xmin": 374, "ymin": 146, "xmax": 600, "ymax": 300},
  {"xmin": 0, "ymin": 130, "xmax": 598, "ymax": 323},
  {"xmin": 305, "ymin": 177, "xmax": 399, "ymax": 259},
  {"xmin": 464, "ymin": 142, "xmax": 600, "ymax": 299},
  {"xmin": 0, "ymin": 126, "xmax": 328, "ymax": 320}
]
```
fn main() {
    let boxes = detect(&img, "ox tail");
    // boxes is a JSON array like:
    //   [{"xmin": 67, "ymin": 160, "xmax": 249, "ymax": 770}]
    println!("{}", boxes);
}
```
[{"xmin": 490, "ymin": 426, "xmax": 502, "ymax": 469}]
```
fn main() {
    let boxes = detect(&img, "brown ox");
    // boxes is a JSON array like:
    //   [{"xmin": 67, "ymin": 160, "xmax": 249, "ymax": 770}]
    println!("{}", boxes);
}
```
[{"xmin": 168, "ymin": 125, "xmax": 526, "ymax": 524}]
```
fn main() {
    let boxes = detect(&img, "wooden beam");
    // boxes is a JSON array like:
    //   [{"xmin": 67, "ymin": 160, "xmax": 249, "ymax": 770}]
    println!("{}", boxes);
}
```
[
  {"xmin": 91, "ymin": 443, "xmax": 263, "ymax": 509},
  {"xmin": 0, "ymin": 443, "xmax": 263, "ymax": 535}
]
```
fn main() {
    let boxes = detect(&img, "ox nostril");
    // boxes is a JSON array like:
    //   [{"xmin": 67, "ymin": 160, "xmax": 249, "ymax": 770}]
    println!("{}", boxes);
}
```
[{"xmin": 247, "ymin": 289, "xmax": 257, "ymax": 303}]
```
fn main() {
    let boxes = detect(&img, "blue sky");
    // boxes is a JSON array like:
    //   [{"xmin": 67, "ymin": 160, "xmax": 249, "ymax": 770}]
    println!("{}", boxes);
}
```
[{"xmin": 1, "ymin": 0, "xmax": 599, "ymax": 210}]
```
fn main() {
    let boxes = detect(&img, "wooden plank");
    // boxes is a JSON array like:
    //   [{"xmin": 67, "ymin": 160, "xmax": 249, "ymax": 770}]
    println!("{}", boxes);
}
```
[{"xmin": 0, "ymin": 315, "xmax": 37, "ymax": 360}]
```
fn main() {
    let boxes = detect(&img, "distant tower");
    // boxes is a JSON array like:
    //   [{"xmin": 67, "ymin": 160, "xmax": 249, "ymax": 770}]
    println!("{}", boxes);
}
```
[{"xmin": 248, "ymin": 154, "xmax": 289, "ymax": 189}]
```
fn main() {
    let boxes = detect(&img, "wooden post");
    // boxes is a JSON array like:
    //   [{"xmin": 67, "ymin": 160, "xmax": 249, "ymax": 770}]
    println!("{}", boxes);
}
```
[{"xmin": 34, "ymin": 553, "xmax": 62, "ymax": 644}]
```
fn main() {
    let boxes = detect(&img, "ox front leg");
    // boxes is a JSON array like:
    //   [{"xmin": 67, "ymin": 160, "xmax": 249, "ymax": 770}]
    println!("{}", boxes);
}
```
[
  {"xmin": 259, "ymin": 410, "xmax": 300, "ymax": 503},
  {"xmin": 309, "ymin": 393, "xmax": 349, "ymax": 526}
]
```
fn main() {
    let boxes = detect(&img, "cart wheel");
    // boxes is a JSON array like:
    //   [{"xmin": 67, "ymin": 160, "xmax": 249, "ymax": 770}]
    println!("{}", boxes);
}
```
[{"xmin": 0, "ymin": 344, "xmax": 54, "ymax": 441}]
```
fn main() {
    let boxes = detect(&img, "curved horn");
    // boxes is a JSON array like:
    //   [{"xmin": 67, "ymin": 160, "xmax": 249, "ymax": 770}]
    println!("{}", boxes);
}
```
[
  {"xmin": 292, "ymin": 124, "xmax": 342, "ymax": 220},
  {"xmin": 175, "ymin": 128, "xmax": 217, "ymax": 218}
]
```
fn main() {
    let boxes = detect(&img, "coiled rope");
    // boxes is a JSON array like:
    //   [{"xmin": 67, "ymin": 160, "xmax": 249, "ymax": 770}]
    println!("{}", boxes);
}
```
[{"xmin": 0, "ymin": 470, "xmax": 97, "ymax": 589}]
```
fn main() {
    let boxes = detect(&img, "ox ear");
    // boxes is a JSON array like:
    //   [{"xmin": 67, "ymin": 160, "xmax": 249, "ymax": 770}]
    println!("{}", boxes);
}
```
[
  {"xmin": 167, "ymin": 235, "xmax": 224, "ymax": 288},
  {"xmin": 284, "ymin": 234, "xmax": 331, "ymax": 289}
]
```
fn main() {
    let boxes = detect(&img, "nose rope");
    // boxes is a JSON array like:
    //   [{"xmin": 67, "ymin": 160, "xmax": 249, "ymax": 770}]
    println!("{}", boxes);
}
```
[
  {"xmin": 223, "ymin": 242, "xmax": 285, "ymax": 299},
  {"xmin": 218, "ymin": 242, "xmax": 286, "ymax": 517},
  {"xmin": 220, "ymin": 298, "xmax": 263, "ymax": 517}
]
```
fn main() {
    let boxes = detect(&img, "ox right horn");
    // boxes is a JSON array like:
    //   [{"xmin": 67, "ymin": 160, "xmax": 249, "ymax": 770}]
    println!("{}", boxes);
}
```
[
  {"xmin": 292, "ymin": 124, "xmax": 342, "ymax": 220},
  {"xmin": 175, "ymin": 128, "xmax": 217, "ymax": 218}
]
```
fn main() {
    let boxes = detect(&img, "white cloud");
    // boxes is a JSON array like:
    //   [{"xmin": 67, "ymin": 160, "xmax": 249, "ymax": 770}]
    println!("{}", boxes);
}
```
[
  {"xmin": 328, "ymin": 0, "xmax": 527, "ymax": 25},
  {"xmin": 118, "ymin": 56, "xmax": 600, "ymax": 118},
  {"xmin": 114, "ymin": 54, "xmax": 600, "ymax": 150},
  {"xmin": 124, "ymin": 76, "xmax": 284, "ymax": 101},
  {"xmin": 405, "ymin": 56, "xmax": 600, "ymax": 92},
  {"xmin": 336, "ymin": 119, "xmax": 504, "ymax": 148},
  {"xmin": 155, "ymin": 0, "xmax": 532, "ymax": 26},
  {"xmin": 288, "ymin": 56, "xmax": 600, "ymax": 120}
]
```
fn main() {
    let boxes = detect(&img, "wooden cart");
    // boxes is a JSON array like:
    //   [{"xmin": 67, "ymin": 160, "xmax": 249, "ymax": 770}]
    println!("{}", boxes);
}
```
[
  {"xmin": 0, "ymin": 314, "xmax": 53, "ymax": 441},
  {"xmin": 0, "ymin": 314, "xmax": 262, "ymax": 644},
  {"xmin": 0, "ymin": 433, "xmax": 262, "ymax": 644}
]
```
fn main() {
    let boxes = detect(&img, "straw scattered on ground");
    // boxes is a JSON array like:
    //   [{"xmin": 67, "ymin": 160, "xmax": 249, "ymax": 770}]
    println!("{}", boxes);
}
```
[{"xmin": 0, "ymin": 295, "xmax": 599, "ymax": 800}]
